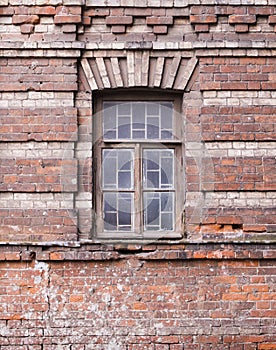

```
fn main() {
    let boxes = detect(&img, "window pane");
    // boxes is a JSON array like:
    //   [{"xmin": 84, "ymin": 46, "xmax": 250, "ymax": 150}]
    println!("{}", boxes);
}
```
[
  {"xmin": 161, "ymin": 156, "xmax": 173, "ymax": 188},
  {"xmin": 103, "ymin": 192, "xmax": 117, "ymax": 231},
  {"xmin": 143, "ymin": 192, "xmax": 174, "ymax": 231},
  {"xmin": 144, "ymin": 192, "xmax": 160, "ymax": 230},
  {"xmin": 146, "ymin": 171, "xmax": 159, "ymax": 188},
  {"xmin": 161, "ymin": 213, "xmax": 173, "ymax": 231},
  {"xmin": 161, "ymin": 103, "xmax": 173, "ymax": 129},
  {"xmin": 103, "ymin": 101, "xmax": 173, "ymax": 140},
  {"xmin": 132, "ymin": 103, "xmax": 146, "ymax": 127},
  {"xmin": 103, "ymin": 192, "xmax": 133, "ymax": 232},
  {"xmin": 118, "ymin": 116, "xmax": 131, "ymax": 138},
  {"xmin": 147, "ymin": 102, "xmax": 159, "ymax": 115},
  {"xmin": 147, "ymin": 117, "xmax": 159, "ymax": 139},
  {"xmin": 118, "ymin": 102, "xmax": 131, "ymax": 115},
  {"xmin": 133, "ymin": 130, "xmax": 145, "ymax": 139},
  {"xmin": 118, "ymin": 193, "xmax": 132, "ymax": 231},
  {"xmin": 143, "ymin": 149, "xmax": 174, "ymax": 189},
  {"xmin": 102, "ymin": 150, "xmax": 117, "ymax": 189},
  {"xmin": 103, "ymin": 103, "xmax": 117, "ymax": 139},
  {"xmin": 102, "ymin": 149, "xmax": 134, "ymax": 190}
]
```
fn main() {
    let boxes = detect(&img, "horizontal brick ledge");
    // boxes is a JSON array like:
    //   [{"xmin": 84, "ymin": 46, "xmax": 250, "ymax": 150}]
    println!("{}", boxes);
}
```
[{"xmin": 0, "ymin": 242, "xmax": 275, "ymax": 261}]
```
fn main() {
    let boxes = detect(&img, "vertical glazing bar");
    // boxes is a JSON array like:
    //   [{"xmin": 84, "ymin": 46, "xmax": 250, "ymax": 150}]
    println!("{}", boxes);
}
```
[
  {"xmin": 130, "ymin": 102, "xmax": 133, "ymax": 140},
  {"xmin": 115, "ymin": 104, "xmax": 118, "ymax": 139},
  {"xmin": 134, "ymin": 144, "xmax": 141, "ymax": 234}
]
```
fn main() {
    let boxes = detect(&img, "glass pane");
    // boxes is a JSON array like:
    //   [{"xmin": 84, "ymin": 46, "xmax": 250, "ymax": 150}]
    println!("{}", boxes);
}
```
[
  {"xmin": 118, "ymin": 102, "xmax": 131, "ymax": 115},
  {"xmin": 147, "ymin": 103, "xmax": 159, "ymax": 115},
  {"xmin": 133, "ymin": 103, "xmax": 146, "ymax": 127},
  {"xmin": 144, "ymin": 192, "xmax": 160, "ymax": 230},
  {"xmin": 103, "ymin": 192, "xmax": 133, "ymax": 232},
  {"xmin": 103, "ymin": 101, "xmax": 173, "ymax": 140},
  {"xmin": 118, "ymin": 150, "xmax": 131, "ymax": 170},
  {"xmin": 143, "ymin": 149, "xmax": 174, "ymax": 189},
  {"xmin": 161, "ymin": 103, "xmax": 173, "ymax": 129},
  {"xmin": 147, "ymin": 117, "xmax": 159, "ymax": 139},
  {"xmin": 118, "ymin": 193, "xmax": 132, "ymax": 230},
  {"xmin": 143, "ymin": 192, "xmax": 174, "ymax": 231},
  {"xmin": 118, "ymin": 171, "xmax": 131, "ymax": 189},
  {"xmin": 102, "ymin": 149, "xmax": 134, "ymax": 190},
  {"xmin": 146, "ymin": 171, "xmax": 159, "ymax": 188},
  {"xmin": 146, "ymin": 154, "xmax": 159, "ymax": 170},
  {"xmin": 161, "ymin": 130, "xmax": 173, "ymax": 139},
  {"xmin": 161, "ymin": 213, "xmax": 173, "ymax": 231},
  {"xmin": 104, "ymin": 192, "xmax": 116, "ymax": 212},
  {"xmin": 118, "ymin": 116, "xmax": 131, "ymax": 139},
  {"xmin": 133, "ymin": 130, "xmax": 145, "ymax": 139},
  {"xmin": 103, "ymin": 151, "xmax": 117, "ymax": 189},
  {"xmin": 161, "ymin": 192, "xmax": 173, "ymax": 211},
  {"xmin": 103, "ymin": 103, "xmax": 117, "ymax": 139},
  {"xmin": 161, "ymin": 157, "xmax": 173, "ymax": 188},
  {"xmin": 103, "ymin": 192, "xmax": 117, "ymax": 231}
]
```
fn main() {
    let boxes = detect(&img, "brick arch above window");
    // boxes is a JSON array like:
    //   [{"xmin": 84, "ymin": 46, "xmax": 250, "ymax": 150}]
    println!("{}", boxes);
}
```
[{"xmin": 81, "ymin": 51, "xmax": 198, "ymax": 92}]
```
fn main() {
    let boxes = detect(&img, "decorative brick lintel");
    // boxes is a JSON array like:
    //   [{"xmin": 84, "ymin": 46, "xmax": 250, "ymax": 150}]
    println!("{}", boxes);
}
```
[{"xmin": 0, "ymin": 242, "xmax": 275, "ymax": 262}]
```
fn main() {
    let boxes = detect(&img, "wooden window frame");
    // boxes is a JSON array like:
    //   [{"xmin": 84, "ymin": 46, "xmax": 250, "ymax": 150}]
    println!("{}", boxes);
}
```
[{"xmin": 93, "ymin": 90, "xmax": 184, "ymax": 241}]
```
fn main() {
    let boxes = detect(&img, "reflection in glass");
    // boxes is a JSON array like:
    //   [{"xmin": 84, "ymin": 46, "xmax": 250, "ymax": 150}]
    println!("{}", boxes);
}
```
[
  {"xmin": 104, "ymin": 192, "xmax": 133, "ymax": 231},
  {"xmin": 143, "ymin": 149, "xmax": 174, "ymax": 189},
  {"xmin": 102, "ymin": 149, "xmax": 134, "ymax": 190},
  {"xmin": 143, "ymin": 192, "xmax": 174, "ymax": 231},
  {"xmin": 103, "ymin": 101, "xmax": 173, "ymax": 140}
]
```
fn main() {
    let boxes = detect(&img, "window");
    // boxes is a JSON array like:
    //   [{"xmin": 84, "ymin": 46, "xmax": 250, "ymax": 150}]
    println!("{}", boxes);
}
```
[{"xmin": 93, "ymin": 92, "xmax": 184, "ymax": 240}]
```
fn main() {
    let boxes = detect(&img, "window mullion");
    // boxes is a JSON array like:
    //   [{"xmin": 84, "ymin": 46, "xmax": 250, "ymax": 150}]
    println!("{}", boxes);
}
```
[{"xmin": 134, "ymin": 143, "xmax": 142, "ymax": 235}]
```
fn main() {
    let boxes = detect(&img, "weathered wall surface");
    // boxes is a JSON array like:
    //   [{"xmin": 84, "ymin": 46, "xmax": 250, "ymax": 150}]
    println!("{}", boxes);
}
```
[
  {"xmin": 0, "ymin": 0, "xmax": 276, "ymax": 348},
  {"xmin": 0, "ymin": 247, "xmax": 276, "ymax": 349}
]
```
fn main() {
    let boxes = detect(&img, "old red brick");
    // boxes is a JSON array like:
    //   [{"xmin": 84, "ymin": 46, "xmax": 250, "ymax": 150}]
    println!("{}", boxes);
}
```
[
  {"xmin": 146, "ymin": 16, "xmax": 173, "ymax": 25},
  {"xmin": 229, "ymin": 15, "xmax": 256, "ymax": 24},
  {"xmin": 20, "ymin": 24, "xmax": 34, "ymax": 34},
  {"xmin": 153, "ymin": 25, "xmax": 168, "ymax": 34},
  {"xmin": 34, "ymin": 6, "xmax": 56, "ymax": 15},
  {"xmin": 194, "ymin": 24, "xmax": 210, "ymax": 32},
  {"xmin": 12, "ymin": 14, "xmax": 40, "ymax": 25},
  {"xmin": 268, "ymin": 15, "xmax": 276, "ymax": 23},
  {"xmin": 190, "ymin": 14, "xmax": 217, "ymax": 24},
  {"xmin": 106, "ymin": 15, "xmax": 133, "ymax": 25},
  {"xmin": 111, "ymin": 25, "xmax": 126, "ymax": 33},
  {"xmin": 235, "ymin": 24, "xmax": 249, "ymax": 32},
  {"xmin": 54, "ymin": 15, "xmax": 81, "ymax": 24}
]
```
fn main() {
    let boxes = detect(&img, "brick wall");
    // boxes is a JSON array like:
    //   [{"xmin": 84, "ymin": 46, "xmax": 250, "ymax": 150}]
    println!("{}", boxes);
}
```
[
  {"xmin": 0, "ymin": 0, "xmax": 275, "ymax": 348},
  {"xmin": 0, "ymin": 247, "xmax": 275, "ymax": 349}
]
